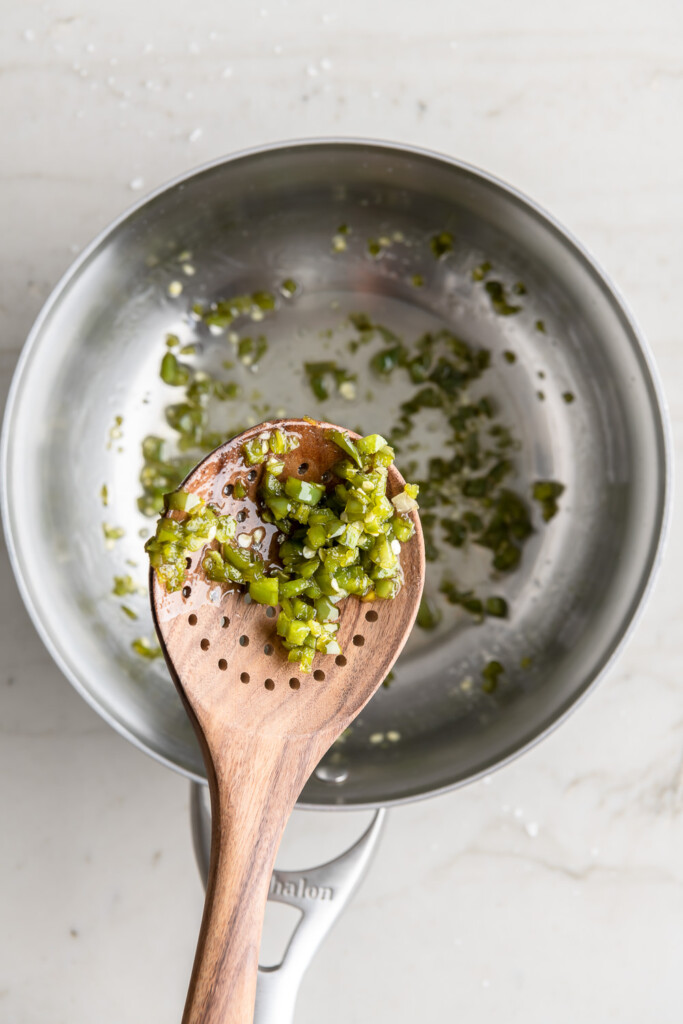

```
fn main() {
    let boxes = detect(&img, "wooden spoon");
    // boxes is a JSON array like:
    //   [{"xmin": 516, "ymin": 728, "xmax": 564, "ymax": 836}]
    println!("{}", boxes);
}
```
[{"xmin": 150, "ymin": 418, "xmax": 424, "ymax": 1024}]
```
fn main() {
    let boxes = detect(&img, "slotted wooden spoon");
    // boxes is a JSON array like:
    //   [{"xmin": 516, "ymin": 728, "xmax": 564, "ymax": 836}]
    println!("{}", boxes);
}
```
[{"xmin": 150, "ymin": 418, "xmax": 424, "ymax": 1024}]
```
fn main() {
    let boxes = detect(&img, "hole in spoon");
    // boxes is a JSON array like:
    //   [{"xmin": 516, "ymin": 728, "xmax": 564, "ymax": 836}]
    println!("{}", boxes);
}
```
[
  {"xmin": 313, "ymin": 670, "xmax": 325, "ymax": 681},
  {"xmin": 335, "ymin": 655, "xmax": 347, "ymax": 667},
  {"xmin": 182, "ymin": 586, "xmax": 192, "ymax": 599},
  {"xmin": 289, "ymin": 677, "xmax": 300, "ymax": 690},
  {"xmin": 247, "ymin": 469, "xmax": 257, "ymax": 482},
  {"xmin": 264, "ymin": 643, "xmax": 274, "ymax": 656},
  {"xmin": 236, "ymin": 509, "xmax": 247, "ymax": 523},
  {"xmin": 223, "ymin": 484, "xmax": 234, "ymax": 497},
  {"xmin": 200, "ymin": 638, "xmax": 210, "ymax": 651},
  {"xmin": 221, "ymin": 616, "xmax": 230, "ymax": 628},
  {"xmin": 352, "ymin": 635, "xmax": 365, "ymax": 647},
  {"xmin": 188, "ymin": 614, "xmax": 197, "ymax": 626},
  {"xmin": 266, "ymin": 607, "xmax": 276, "ymax": 618},
  {"xmin": 298, "ymin": 463, "xmax": 309, "ymax": 475},
  {"xmin": 365, "ymin": 610, "xmax": 378, "ymax": 622},
  {"xmin": 239, "ymin": 635, "xmax": 249, "ymax": 647},
  {"xmin": 264, "ymin": 678, "xmax": 275, "ymax": 691},
  {"xmin": 218, "ymin": 659, "xmax": 227, "ymax": 671},
  {"xmin": 240, "ymin": 672, "xmax": 250, "ymax": 684}
]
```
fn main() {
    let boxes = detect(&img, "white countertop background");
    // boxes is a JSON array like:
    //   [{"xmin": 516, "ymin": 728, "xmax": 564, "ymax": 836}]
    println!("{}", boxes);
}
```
[{"xmin": 2, "ymin": 1, "xmax": 683, "ymax": 1020}]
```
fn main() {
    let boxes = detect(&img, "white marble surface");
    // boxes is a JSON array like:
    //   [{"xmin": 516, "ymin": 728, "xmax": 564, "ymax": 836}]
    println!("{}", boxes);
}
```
[{"xmin": 2, "ymin": 1, "xmax": 683, "ymax": 1020}]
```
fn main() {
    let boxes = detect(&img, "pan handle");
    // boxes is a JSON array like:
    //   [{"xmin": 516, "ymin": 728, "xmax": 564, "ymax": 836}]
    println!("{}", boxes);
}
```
[{"xmin": 189, "ymin": 783, "xmax": 386, "ymax": 1024}]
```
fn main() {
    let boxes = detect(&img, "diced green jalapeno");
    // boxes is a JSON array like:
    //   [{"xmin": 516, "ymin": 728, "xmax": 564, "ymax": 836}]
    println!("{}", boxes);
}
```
[
  {"xmin": 113, "ymin": 574, "xmax": 137, "ymax": 597},
  {"xmin": 160, "ymin": 352, "xmax": 191, "ymax": 386},
  {"xmin": 279, "ymin": 577, "xmax": 311, "ymax": 599},
  {"xmin": 416, "ymin": 595, "xmax": 441, "ymax": 629},
  {"xmin": 131, "ymin": 636, "xmax": 162, "ymax": 659},
  {"xmin": 243, "ymin": 438, "xmax": 270, "ymax": 465},
  {"xmin": 285, "ymin": 619, "xmax": 311, "ymax": 645},
  {"xmin": 485, "ymin": 596, "xmax": 508, "ymax": 617},
  {"xmin": 165, "ymin": 490, "xmax": 202, "ymax": 513},
  {"xmin": 266, "ymin": 495, "xmax": 291, "ymax": 518},
  {"xmin": 284, "ymin": 477, "xmax": 325, "ymax": 505},
  {"xmin": 306, "ymin": 524, "xmax": 328, "ymax": 549},
  {"xmin": 249, "ymin": 577, "xmax": 279, "ymax": 605},
  {"xmin": 374, "ymin": 577, "xmax": 401, "ymax": 600},
  {"xmin": 216, "ymin": 515, "xmax": 237, "ymax": 543},
  {"xmin": 391, "ymin": 516, "xmax": 415, "ymax": 543},
  {"xmin": 314, "ymin": 597, "xmax": 339, "ymax": 622},
  {"xmin": 324, "ymin": 429, "xmax": 362, "ymax": 467}
]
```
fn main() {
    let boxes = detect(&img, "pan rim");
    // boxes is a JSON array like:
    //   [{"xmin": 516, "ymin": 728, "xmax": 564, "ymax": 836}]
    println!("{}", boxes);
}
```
[{"xmin": 1, "ymin": 136, "xmax": 673, "ymax": 809}]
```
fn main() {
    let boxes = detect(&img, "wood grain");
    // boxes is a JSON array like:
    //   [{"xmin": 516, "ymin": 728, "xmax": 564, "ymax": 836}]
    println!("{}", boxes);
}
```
[{"xmin": 151, "ymin": 419, "xmax": 424, "ymax": 1024}]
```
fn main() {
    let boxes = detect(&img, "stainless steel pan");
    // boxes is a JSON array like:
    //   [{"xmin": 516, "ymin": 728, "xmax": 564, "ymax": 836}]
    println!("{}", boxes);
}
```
[{"xmin": 1, "ymin": 140, "xmax": 670, "ymax": 1019}]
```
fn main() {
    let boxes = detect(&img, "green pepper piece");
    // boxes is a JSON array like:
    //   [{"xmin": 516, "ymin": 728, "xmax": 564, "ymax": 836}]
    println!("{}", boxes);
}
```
[
  {"xmin": 142, "ymin": 435, "xmax": 166, "ymax": 462},
  {"xmin": 482, "ymin": 660, "xmax": 504, "ymax": 693},
  {"xmin": 532, "ymin": 480, "xmax": 565, "ymax": 522},
  {"xmin": 391, "ymin": 515, "xmax": 414, "ymax": 543},
  {"xmin": 112, "ymin": 574, "xmax": 137, "ymax": 597},
  {"xmin": 290, "ymin": 598, "xmax": 311, "ymax": 621},
  {"xmin": 266, "ymin": 495, "xmax": 291, "ymax": 519},
  {"xmin": 202, "ymin": 551, "xmax": 227, "ymax": 582},
  {"xmin": 369, "ymin": 534, "xmax": 396, "ymax": 570},
  {"xmin": 430, "ymin": 231, "xmax": 454, "ymax": 258},
  {"xmin": 280, "ymin": 278, "xmax": 298, "ymax": 297},
  {"xmin": 484, "ymin": 281, "xmax": 521, "ymax": 317},
  {"xmin": 160, "ymin": 352, "xmax": 191, "ymax": 386},
  {"xmin": 279, "ymin": 577, "xmax": 311, "ymax": 599},
  {"xmin": 287, "ymin": 646, "xmax": 315, "ymax": 673},
  {"xmin": 416, "ymin": 595, "xmax": 441, "ymax": 630},
  {"xmin": 357, "ymin": 433, "xmax": 388, "ymax": 456},
  {"xmin": 285, "ymin": 619, "xmax": 311, "ymax": 645},
  {"xmin": 223, "ymin": 546, "xmax": 262, "ymax": 579},
  {"xmin": 131, "ymin": 636, "xmax": 162, "ymax": 659},
  {"xmin": 213, "ymin": 380, "xmax": 241, "ymax": 401},
  {"xmin": 370, "ymin": 345, "xmax": 407, "ymax": 376},
  {"xmin": 373, "ymin": 445, "xmax": 395, "ymax": 469},
  {"xmin": 102, "ymin": 522, "xmax": 125, "ymax": 542},
  {"xmin": 314, "ymin": 597, "xmax": 339, "ymax": 622},
  {"xmin": 249, "ymin": 577, "xmax": 279, "ymax": 605},
  {"xmin": 284, "ymin": 477, "xmax": 325, "ymax": 505},
  {"xmin": 165, "ymin": 489, "xmax": 202, "ymax": 513},
  {"xmin": 243, "ymin": 438, "xmax": 270, "ymax": 465},
  {"xmin": 306, "ymin": 524, "xmax": 328, "ymax": 550},
  {"xmin": 334, "ymin": 566, "xmax": 372, "ymax": 595},
  {"xmin": 485, "ymin": 596, "xmax": 508, "ymax": 617},
  {"xmin": 374, "ymin": 577, "xmax": 401, "ymax": 599},
  {"xmin": 216, "ymin": 515, "xmax": 237, "ymax": 543},
  {"xmin": 325, "ymin": 429, "xmax": 362, "ymax": 467},
  {"xmin": 471, "ymin": 260, "xmax": 492, "ymax": 281}
]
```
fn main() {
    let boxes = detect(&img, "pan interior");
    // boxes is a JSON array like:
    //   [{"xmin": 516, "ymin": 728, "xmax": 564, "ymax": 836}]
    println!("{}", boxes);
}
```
[{"xmin": 3, "ymin": 143, "xmax": 667, "ymax": 806}]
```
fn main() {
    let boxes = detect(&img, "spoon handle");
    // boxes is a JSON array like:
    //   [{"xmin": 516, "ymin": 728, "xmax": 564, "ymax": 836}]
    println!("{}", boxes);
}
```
[{"xmin": 182, "ymin": 732, "xmax": 315, "ymax": 1024}]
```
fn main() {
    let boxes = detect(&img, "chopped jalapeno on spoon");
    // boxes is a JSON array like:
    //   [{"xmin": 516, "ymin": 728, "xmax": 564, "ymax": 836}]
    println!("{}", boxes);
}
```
[{"xmin": 146, "ymin": 427, "xmax": 419, "ymax": 673}]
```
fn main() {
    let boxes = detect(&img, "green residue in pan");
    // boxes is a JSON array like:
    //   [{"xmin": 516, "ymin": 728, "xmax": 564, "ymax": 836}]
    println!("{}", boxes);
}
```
[
  {"xmin": 532, "ymin": 480, "xmax": 565, "ymax": 522},
  {"xmin": 482, "ymin": 659, "xmax": 504, "ymax": 693},
  {"xmin": 110, "ymin": 252, "xmax": 569, "ymax": 665},
  {"xmin": 430, "ymin": 231, "xmax": 454, "ymax": 259}
]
